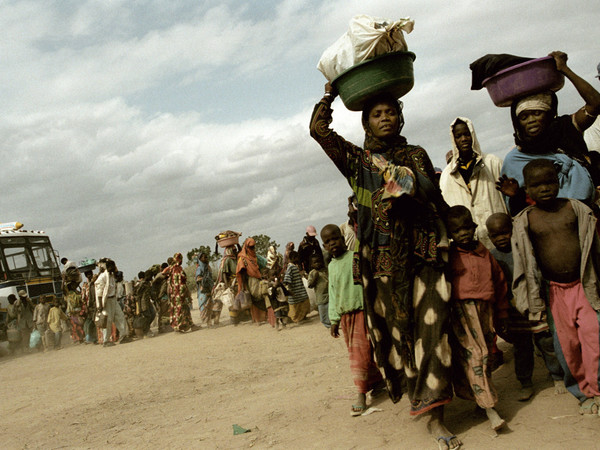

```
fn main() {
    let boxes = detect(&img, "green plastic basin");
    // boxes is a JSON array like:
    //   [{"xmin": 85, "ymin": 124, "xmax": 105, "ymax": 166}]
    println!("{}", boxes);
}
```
[{"xmin": 332, "ymin": 51, "xmax": 416, "ymax": 111}]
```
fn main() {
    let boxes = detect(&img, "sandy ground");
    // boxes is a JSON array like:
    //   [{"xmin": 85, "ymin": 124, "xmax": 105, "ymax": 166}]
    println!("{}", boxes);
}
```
[{"xmin": 1, "ymin": 301, "xmax": 599, "ymax": 450}]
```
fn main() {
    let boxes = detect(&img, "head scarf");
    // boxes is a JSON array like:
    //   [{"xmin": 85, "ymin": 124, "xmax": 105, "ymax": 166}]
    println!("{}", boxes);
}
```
[
  {"xmin": 361, "ymin": 95, "xmax": 416, "ymax": 172},
  {"xmin": 510, "ymin": 91, "xmax": 588, "ymax": 161},
  {"xmin": 173, "ymin": 253, "xmax": 183, "ymax": 266},
  {"xmin": 282, "ymin": 242, "xmax": 294, "ymax": 272},
  {"xmin": 266, "ymin": 245, "xmax": 281, "ymax": 270},
  {"xmin": 448, "ymin": 117, "xmax": 482, "ymax": 164},
  {"xmin": 514, "ymin": 92, "xmax": 553, "ymax": 117}
]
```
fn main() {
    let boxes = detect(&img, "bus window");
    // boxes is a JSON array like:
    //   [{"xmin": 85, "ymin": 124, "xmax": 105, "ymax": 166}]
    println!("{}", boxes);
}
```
[
  {"xmin": 4, "ymin": 246, "xmax": 30, "ymax": 272},
  {"xmin": 31, "ymin": 243, "xmax": 58, "ymax": 275}
]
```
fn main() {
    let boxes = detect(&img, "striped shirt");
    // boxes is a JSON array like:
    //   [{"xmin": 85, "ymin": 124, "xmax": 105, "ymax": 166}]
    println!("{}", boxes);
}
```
[{"xmin": 283, "ymin": 264, "xmax": 308, "ymax": 304}]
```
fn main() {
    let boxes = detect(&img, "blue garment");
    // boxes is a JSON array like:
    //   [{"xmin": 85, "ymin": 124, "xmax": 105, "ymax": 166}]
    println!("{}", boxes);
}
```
[
  {"xmin": 197, "ymin": 292, "xmax": 208, "ymax": 311},
  {"xmin": 501, "ymin": 148, "xmax": 594, "ymax": 205}
]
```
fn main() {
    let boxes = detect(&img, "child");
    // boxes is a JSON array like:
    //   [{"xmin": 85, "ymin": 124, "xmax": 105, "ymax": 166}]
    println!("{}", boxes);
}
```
[
  {"xmin": 267, "ymin": 268, "xmax": 289, "ymax": 331},
  {"xmin": 283, "ymin": 251, "xmax": 311, "ymax": 324},
  {"xmin": 307, "ymin": 254, "xmax": 330, "ymax": 328},
  {"xmin": 47, "ymin": 299, "xmax": 68, "ymax": 350},
  {"xmin": 321, "ymin": 224, "xmax": 384, "ymax": 417},
  {"xmin": 447, "ymin": 205, "xmax": 509, "ymax": 430},
  {"xmin": 486, "ymin": 213, "xmax": 566, "ymax": 400},
  {"xmin": 32, "ymin": 295, "xmax": 51, "ymax": 351},
  {"xmin": 512, "ymin": 159, "xmax": 600, "ymax": 415}
]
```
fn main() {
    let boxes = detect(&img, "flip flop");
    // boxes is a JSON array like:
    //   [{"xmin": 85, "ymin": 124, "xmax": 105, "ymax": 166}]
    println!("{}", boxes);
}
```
[
  {"xmin": 436, "ymin": 435, "xmax": 460, "ymax": 450},
  {"xmin": 350, "ymin": 404, "xmax": 367, "ymax": 417},
  {"xmin": 579, "ymin": 398, "xmax": 599, "ymax": 415}
]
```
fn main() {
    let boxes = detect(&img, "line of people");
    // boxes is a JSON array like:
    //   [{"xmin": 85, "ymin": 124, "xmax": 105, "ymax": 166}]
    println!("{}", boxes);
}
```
[{"xmin": 310, "ymin": 51, "xmax": 600, "ymax": 449}]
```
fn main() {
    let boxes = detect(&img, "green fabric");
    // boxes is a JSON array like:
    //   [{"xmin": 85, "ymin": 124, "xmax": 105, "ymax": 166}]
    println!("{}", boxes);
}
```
[
  {"xmin": 328, "ymin": 250, "xmax": 363, "ymax": 324},
  {"xmin": 232, "ymin": 424, "xmax": 250, "ymax": 435},
  {"xmin": 307, "ymin": 269, "xmax": 329, "ymax": 305}
]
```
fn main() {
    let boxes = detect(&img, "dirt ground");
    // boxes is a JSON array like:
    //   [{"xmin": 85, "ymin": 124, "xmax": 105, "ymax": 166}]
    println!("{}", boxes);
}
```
[{"xmin": 1, "ymin": 301, "xmax": 599, "ymax": 450}]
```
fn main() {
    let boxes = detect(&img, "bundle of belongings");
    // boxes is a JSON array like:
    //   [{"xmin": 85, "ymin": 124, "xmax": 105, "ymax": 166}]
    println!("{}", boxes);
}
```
[{"xmin": 317, "ymin": 14, "xmax": 414, "ymax": 81}]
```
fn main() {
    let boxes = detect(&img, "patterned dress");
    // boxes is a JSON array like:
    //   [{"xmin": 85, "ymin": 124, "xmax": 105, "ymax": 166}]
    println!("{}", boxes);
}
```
[
  {"xmin": 163, "ymin": 253, "xmax": 194, "ymax": 332},
  {"xmin": 310, "ymin": 95, "xmax": 453, "ymax": 415}
]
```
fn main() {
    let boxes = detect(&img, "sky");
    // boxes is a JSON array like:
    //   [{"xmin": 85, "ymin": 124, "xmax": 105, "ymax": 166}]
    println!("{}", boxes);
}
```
[{"xmin": 1, "ymin": 0, "xmax": 599, "ymax": 278}]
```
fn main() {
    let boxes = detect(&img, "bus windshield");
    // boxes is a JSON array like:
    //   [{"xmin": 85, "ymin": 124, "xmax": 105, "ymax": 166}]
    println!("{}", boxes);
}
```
[{"xmin": 0, "ymin": 236, "xmax": 60, "ymax": 280}]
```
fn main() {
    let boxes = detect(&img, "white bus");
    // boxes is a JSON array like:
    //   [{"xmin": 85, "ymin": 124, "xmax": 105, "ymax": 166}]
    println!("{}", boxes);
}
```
[{"xmin": 0, "ymin": 224, "xmax": 62, "ymax": 326}]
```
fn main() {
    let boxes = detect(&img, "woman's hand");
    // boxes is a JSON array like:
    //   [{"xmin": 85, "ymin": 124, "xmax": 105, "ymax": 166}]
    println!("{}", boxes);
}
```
[
  {"xmin": 496, "ymin": 175, "xmax": 519, "ymax": 197},
  {"xmin": 549, "ymin": 51, "xmax": 569, "ymax": 73},
  {"xmin": 324, "ymin": 82, "xmax": 337, "ymax": 98}
]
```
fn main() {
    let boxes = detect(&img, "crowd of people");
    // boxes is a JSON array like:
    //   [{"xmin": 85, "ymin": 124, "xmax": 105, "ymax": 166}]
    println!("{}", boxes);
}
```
[
  {"xmin": 310, "ymin": 50, "xmax": 600, "ymax": 449},
  {"xmin": 4, "ymin": 51, "xmax": 600, "ymax": 450}
]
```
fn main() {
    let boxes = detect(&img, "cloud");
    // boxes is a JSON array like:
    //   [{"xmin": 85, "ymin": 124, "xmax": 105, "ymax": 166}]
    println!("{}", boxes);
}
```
[{"xmin": 1, "ymin": 0, "xmax": 599, "ymax": 276}]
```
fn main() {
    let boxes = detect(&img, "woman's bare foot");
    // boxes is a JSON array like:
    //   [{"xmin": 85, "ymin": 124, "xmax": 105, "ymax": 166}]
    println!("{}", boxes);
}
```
[
  {"xmin": 553, "ymin": 379, "xmax": 567, "ymax": 394},
  {"xmin": 427, "ymin": 406, "xmax": 461, "ymax": 449},
  {"xmin": 485, "ymin": 407, "xmax": 506, "ymax": 430}
]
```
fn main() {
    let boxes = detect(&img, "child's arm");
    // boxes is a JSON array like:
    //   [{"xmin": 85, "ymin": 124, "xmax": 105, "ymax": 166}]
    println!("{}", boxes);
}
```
[
  {"xmin": 328, "ymin": 273, "xmax": 341, "ymax": 338},
  {"xmin": 491, "ymin": 255, "xmax": 510, "ymax": 334},
  {"xmin": 307, "ymin": 269, "xmax": 318, "ymax": 289}
]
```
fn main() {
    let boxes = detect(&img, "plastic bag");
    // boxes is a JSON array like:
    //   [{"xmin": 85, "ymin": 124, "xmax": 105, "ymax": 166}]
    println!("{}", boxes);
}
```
[
  {"xmin": 317, "ymin": 14, "xmax": 414, "ymax": 81},
  {"xmin": 29, "ymin": 329, "xmax": 41, "ymax": 348},
  {"xmin": 350, "ymin": 15, "xmax": 414, "ymax": 62}
]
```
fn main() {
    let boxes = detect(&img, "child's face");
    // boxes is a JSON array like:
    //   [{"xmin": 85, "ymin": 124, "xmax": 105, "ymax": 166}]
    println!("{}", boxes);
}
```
[
  {"xmin": 311, "ymin": 257, "xmax": 324, "ymax": 270},
  {"xmin": 487, "ymin": 221, "xmax": 512, "ymax": 252},
  {"xmin": 448, "ymin": 216, "xmax": 477, "ymax": 247},
  {"xmin": 525, "ymin": 167, "xmax": 559, "ymax": 206},
  {"xmin": 321, "ymin": 228, "xmax": 346, "ymax": 258}
]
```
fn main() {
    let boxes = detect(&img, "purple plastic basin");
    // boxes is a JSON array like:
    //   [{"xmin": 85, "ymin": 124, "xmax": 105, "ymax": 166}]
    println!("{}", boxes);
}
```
[{"xmin": 482, "ymin": 56, "xmax": 565, "ymax": 107}]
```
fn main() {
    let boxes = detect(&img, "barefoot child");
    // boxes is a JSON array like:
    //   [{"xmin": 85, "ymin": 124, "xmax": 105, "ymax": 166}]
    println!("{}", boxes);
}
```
[
  {"xmin": 47, "ymin": 299, "xmax": 68, "ymax": 350},
  {"xmin": 447, "ymin": 206, "xmax": 509, "ymax": 430},
  {"xmin": 321, "ymin": 224, "xmax": 383, "ymax": 417},
  {"xmin": 512, "ymin": 159, "xmax": 600, "ymax": 415},
  {"xmin": 307, "ymin": 254, "xmax": 330, "ymax": 328},
  {"xmin": 486, "ymin": 213, "xmax": 566, "ymax": 400}
]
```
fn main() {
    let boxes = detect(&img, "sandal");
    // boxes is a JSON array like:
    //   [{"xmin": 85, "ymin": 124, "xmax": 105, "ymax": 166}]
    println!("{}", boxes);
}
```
[
  {"xmin": 579, "ymin": 398, "xmax": 599, "ymax": 415},
  {"xmin": 436, "ymin": 435, "xmax": 460, "ymax": 450},
  {"xmin": 350, "ymin": 404, "xmax": 367, "ymax": 417}
]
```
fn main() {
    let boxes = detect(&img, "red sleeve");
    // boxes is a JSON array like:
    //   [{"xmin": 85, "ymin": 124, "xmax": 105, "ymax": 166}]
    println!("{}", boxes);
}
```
[{"xmin": 490, "ymin": 254, "xmax": 509, "ymax": 319}]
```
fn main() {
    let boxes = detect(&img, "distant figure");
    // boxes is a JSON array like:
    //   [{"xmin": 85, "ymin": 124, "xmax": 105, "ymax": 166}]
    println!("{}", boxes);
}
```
[
  {"xmin": 196, "ymin": 253, "xmax": 215, "ymax": 322},
  {"xmin": 298, "ymin": 226, "xmax": 324, "ymax": 274},
  {"xmin": 33, "ymin": 295, "xmax": 51, "ymax": 351},
  {"xmin": 447, "ymin": 206, "xmax": 509, "ymax": 431},
  {"xmin": 17, "ymin": 290, "xmax": 34, "ymax": 353},
  {"xmin": 95, "ymin": 259, "xmax": 131, "ymax": 345},
  {"xmin": 81, "ymin": 270, "xmax": 98, "ymax": 344},
  {"xmin": 152, "ymin": 261, "xmax": 172, "ymax": 333},
  {"xmin": 236, "ymin": 238, "xmax": 267, "ymax": 325},
  {"xmin": 339, "ymin": 194, "xmax": 358, "ymax": 253},
  {"xmin": 135, "ymin": 270, "xmax": 156, "ymax": 336},
  {"xmin": 307, "ymin": 254, "xmax": 330, "ymax": 328},
  {"xmin": 162, "ymin": 253, "xmax": 197, "ymax": 333},
  {"xmin": 61, "ymin": 257, "xmax": 81, "ymax": 295},
  {"xmin": 283, "ymin": 251, "xmax": 310, "ymax": 324},
  {"xmin": 47, "ymin": 299, "xmax": 68, "ymax": 350}
]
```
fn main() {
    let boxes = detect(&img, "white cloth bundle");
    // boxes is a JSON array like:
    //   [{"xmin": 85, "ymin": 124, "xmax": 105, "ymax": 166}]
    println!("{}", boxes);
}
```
[{"xmin": 317, "ymin": 14, "xmax": 414, "ymax": 81}]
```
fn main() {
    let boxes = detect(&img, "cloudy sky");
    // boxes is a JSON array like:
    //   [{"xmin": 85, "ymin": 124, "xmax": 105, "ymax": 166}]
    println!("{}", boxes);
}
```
[{"xmin": 2, "ymin": 0, "xmax": 599, "ymax": 277}]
